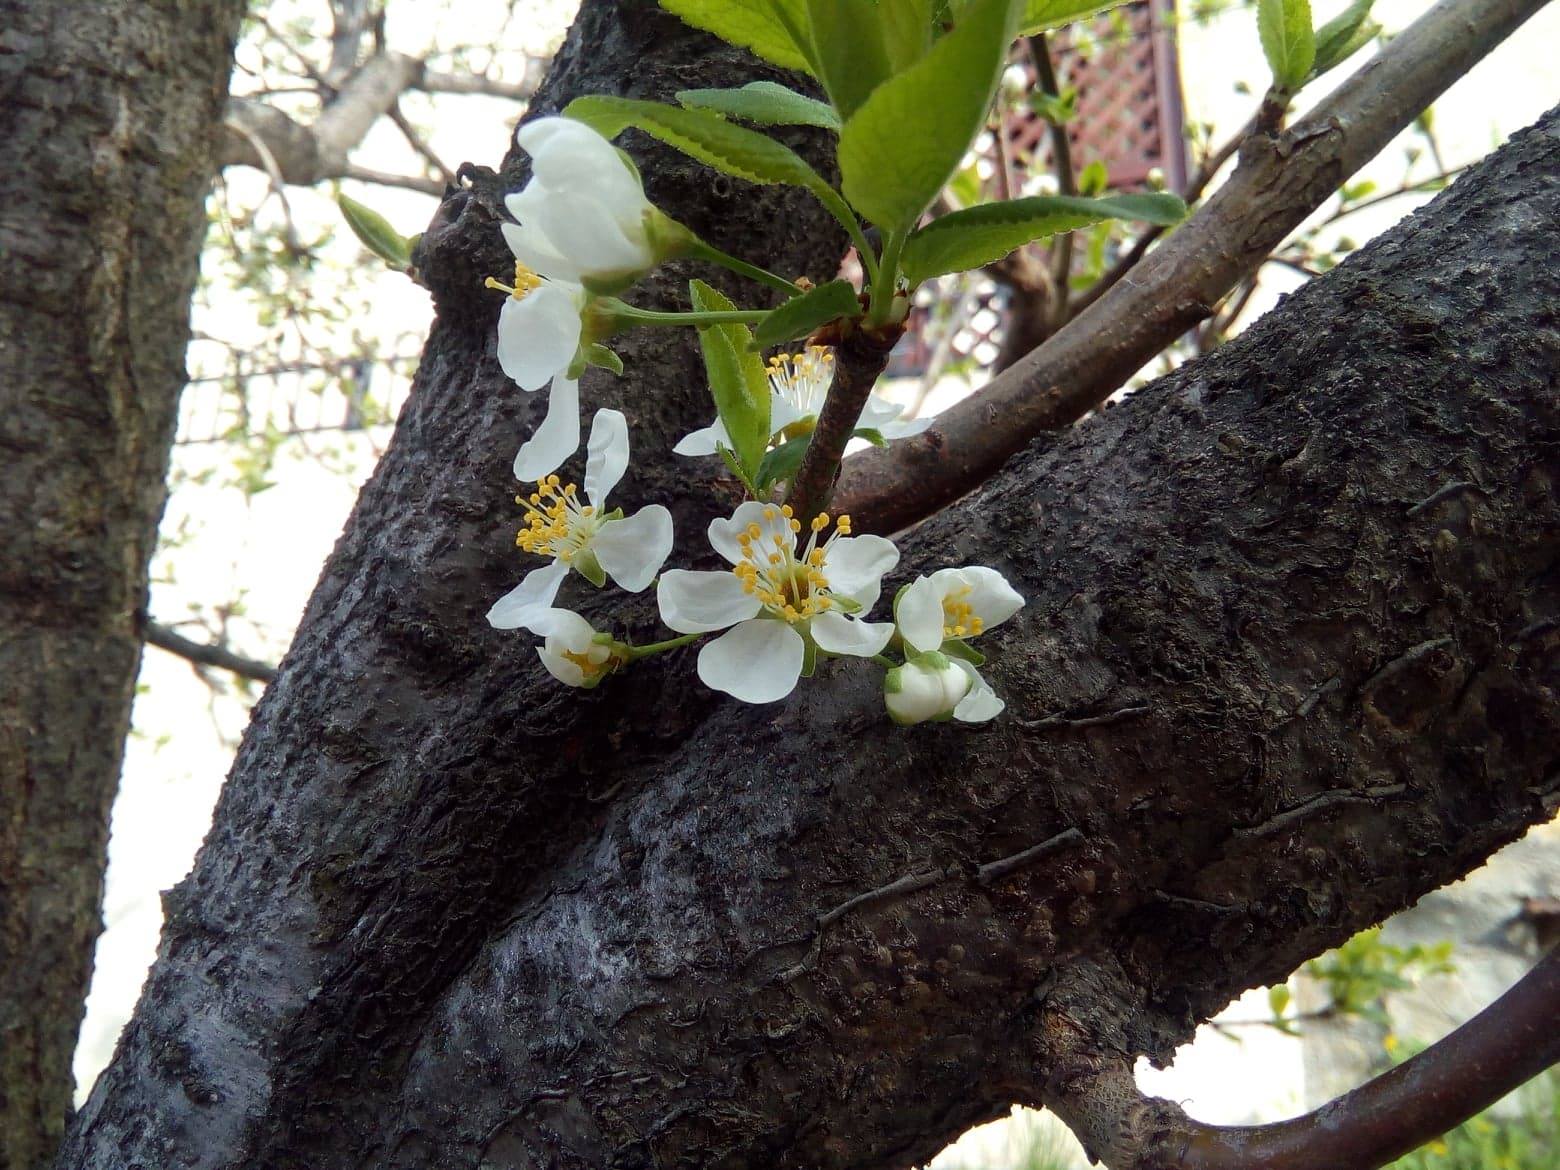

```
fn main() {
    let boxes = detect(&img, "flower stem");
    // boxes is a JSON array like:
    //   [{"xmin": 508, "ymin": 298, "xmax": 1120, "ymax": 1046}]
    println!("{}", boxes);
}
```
[
  {"xmin": 625, "ymin": 632, "xmax": 704, "ymax": 660},
  {"xmin": 607, "ymin": 301, "xmax": 768, "ymax": 328},
  {"xmin": 689, "ymin": 240, "xmax": 803, "ymax": 297}
]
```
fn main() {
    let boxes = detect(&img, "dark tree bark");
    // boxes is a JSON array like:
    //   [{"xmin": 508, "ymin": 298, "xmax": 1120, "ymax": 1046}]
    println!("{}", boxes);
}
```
[
  {"xmin": 57, "ymin": 4, "xmax": 1558, "ymax": 1166},
  {"xmin": 0, "ymin": 4, "xmax": 245, "ymax": 1168}
]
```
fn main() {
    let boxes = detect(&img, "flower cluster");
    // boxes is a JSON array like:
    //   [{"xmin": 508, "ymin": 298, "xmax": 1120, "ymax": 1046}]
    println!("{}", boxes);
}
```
[{"xmin": 483, "ymin": 115, "xmax": 1025, "ymax": 725}]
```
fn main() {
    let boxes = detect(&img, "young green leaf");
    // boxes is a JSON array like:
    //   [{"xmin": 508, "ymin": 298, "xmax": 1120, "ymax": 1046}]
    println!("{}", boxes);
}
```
[
  {"xmin": 690, "ymin": 279, "xmax": 771, "ymax": 479},
  {"xmin": 750, "ymin": 279, "xmax": 862, "ymax": 349},
  {"xmin": 659, "ymin": 0, "xmax": 813, "ymax": 73},
  {"xmin": 1311, "ymin": 0, "xmax": 1377, "ymax": 78},
  {"xmin": 676, "ymin": 81, "xmax": 841, "ymax": 131},
  {"xmin": 1018, "ymin": 0, "xmax": 1133, "ymax": 35},
  {"xmin": 337, "ymin": 192, "xmax": 412, "ymax": 270},
  {"xmin": 898, "ymin": 191, "xmax": 1186, "ymax": 286},
  {"xmin": 804, "ymin": 0, "xmax": 893, "ymax": 119},
  {"xmin": 756, "ymin": 433, "xmax": 811, "ymax": 493},
  {"xmin": 837, "ymin": 0, "xmax": 1019, "ymax": 232},
  {"xmin": 879, "ymin": 0, "xmax": 935, "ymax": 71},
  {"xmin": 565, "ymin": 96, "xmax": 833, "ymax": 193},
  {"xmin": 851, "ymin": 427, "xmax": 888, "ymax": 448},
  {"xmin": 1258, "ymin": 0, "xmax": 1316, "ymax": 93}
]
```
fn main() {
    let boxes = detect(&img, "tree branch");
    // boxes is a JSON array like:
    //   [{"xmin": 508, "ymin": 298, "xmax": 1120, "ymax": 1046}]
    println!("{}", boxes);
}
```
[
  {"xmin": 1033, "ymin": 949, "xmax": 1560, "ymax": 1170},
  {"xmin": 835, "ymin": 0, "xmax": 1550, "ymax": 534},
  {"xmin": 143, "ymin": 621, "xmax": 278, "ymax": 685}
]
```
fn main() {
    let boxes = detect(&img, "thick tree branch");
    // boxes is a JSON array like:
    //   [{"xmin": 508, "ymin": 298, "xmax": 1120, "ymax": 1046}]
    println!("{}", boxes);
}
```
[
  {"xmin": 836, "ymin": 0, "xmax": 1550, "ymax": 534},
  {"xmin": 143, "ymin": 621, "xmax": 278, "ymax": 685},
  {"xmin": 1032, "ymin": 949, "xmax": 1560, "ymax": 1170}
]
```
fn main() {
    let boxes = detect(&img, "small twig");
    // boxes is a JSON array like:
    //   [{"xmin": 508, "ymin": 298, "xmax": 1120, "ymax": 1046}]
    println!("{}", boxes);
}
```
[
  {"xmin": 784, "ymin": 323, "xmax": 902, "ymax": 523},
  {"xmin": 1407, "ymin": 480, "xmax": 1484, "ymax": 517},
  {"xmin": 340, "ymin": 163, "xmax": 444, "ymax": 196},
  {"xmin": 389, "ymin": 101, "xmax": 456, "ymax": 187},
  {"xmin": 1294, "ymin": 675, "xmax": 1341, "ymax": 719},
  {"xmin": 1149, "ymin": 890, "xmax": 1241, "ymax": 915},
  {"xmin": 1019, "ymin": 704, "xmax": 1150, "ymax": 732},
  {"xmin": 144, "ymin": 620, "xmax": 278, "ymax": 684},
  {"xmin": 1238, "ymin": 784, "xmax": 1407, "ymax": 840},
  {"xmin": 975, "ymin": 828, "xmax": 1084, "ymax": 886},
  {"xmin": 1028, "ymin": 34, "xmax": 1076, "ymax": 331}
]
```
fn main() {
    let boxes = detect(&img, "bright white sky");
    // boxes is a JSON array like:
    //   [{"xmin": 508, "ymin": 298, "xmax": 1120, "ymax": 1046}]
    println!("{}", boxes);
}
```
[{"xmin": 77, "ymin": 3, "xmax": 1560, "ymax": 1161}]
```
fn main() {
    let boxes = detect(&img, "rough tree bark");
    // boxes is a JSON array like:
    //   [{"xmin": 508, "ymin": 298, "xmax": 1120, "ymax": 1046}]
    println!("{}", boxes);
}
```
[
  {"xmin": 0, "ymin": 4, "xmax": 245, "ymax": 1168},
  {"xmin": 57, "ymin": 6, "xmax": 1559, "ymax": 1170}
]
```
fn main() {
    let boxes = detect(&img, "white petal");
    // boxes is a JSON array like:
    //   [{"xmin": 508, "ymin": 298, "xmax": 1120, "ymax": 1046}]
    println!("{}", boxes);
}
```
[
  {"xmin": 880, "ymin": 414, "xmax": 934, "ymax": 439},
  {"xmin": 593, "ymin": 505, "xmax": 673, "ymax": 593},
  {"xmin": 952, "ymin": 660, "xmax": 1005, "ymax": 722},
  {"xmin": 497, "ymin": 283, "xmax": 582, "ymax": 391},
  {"xmin": 855, "ymin": 395, "xmax": 905, "ymax": 429},
  {"xmin": 884, "ymin": 657, "xmax": 971, "ymax": 724},
  {"xmin": 957, "ymin": 566, "xmax": 1026, "ymax": 631},
  {"xmin": 768, "ymin": 390, "xmax": 808, "ymax": 436},
  {"xmin": 894, "ymin": 574, "xmax": 945, "ymax": 655},
  {"xmin": 500, "ymin": 218, "xmax": 581, "ymax": 284},
  {"xmin": 584, "ymin": 408, "xmax": 630, "ymax": 507},
  {"xmin": 528, "ymin": 605, "xmax": 597, "ymax": 651},
  {"xmin": 657, "ymin": 569, "xmax": 762, "ymax": 634},
  {"xmin": 538, "ymin": 644, "xmax": 588, "ymax": 687},
  {"xmin": 486, "ymin": 561, "xmax": 569, "ymax": 630},
  {"xmin": 514, "ymin": 374, "xmax": 581, "ymax": 482},
  {"xmin": 697, "ymin": 619, "xmax": 805, "ymax": 703},
  {"xmin": 821, "ymin": 534, "xmax": 899, "ymax": 609},
  {"xmin": 708, "ymin": 501, "xmax": 791, "ymax": 565},
  {"xmin": 521, "ymin": 186, "xmax": 650, "ymax": 278},
  {"xmin": 672, "ymin": 417, "xmax": 731, "ymax": 458},
  {"xmin": 810, "ymin": 612, "xmax": 893, "ymax": 658}
]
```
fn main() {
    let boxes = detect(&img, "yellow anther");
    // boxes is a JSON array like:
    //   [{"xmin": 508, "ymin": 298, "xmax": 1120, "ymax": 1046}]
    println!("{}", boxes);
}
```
[
  {"xmin": 788, "ymin": 518, "xmax": 801, "ymax": 532},
  {"xmin": 781, "ymin": 504, "xmax": 794, "ymax": 518}
]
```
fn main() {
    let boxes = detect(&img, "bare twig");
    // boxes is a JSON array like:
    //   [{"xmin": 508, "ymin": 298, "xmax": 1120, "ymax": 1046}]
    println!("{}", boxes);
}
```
[
  {"xmin": 388, "ymin": 101, "xmax": 456, "ymax": 187},
  {"xmin": 144, "ymin": 621, "xmax": 278, "ymax": 685},
  {"xmin": 835, "ymin": 0, "xmax": 1549, "ymax": 534},
  {"xmin": 1019, "ymin": 705, "xmax": 1150, "ymax": 732}
]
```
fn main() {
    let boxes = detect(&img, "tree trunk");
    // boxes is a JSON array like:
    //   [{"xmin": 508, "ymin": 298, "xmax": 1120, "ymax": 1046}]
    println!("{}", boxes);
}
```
[
  {"xmin": 57, "ymin": 2, "xmax": 1559, "ymax": 1163},
  {"xmin": 0, "ymin": 4, "xmax": 244, "ymax": 1168}
]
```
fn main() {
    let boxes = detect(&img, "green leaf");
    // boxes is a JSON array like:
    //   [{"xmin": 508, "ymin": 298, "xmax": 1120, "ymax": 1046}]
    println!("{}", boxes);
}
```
[
  {"xmin": 1268, "ymin": 983, "xmax": 1291, "ymax": 1018},
  {"xmin": 659, "ymin": 0, "xmax": 813, "ymax": 72},
  {"xmin": 585, "ymin": 343, "xmax": 624, "ymax": 375},
  {"xmin": 941, "ymin": 638, "xmax": 986, "ymax": 665},
  {"xmin": 1311, "ymin": 0, "xmax": 1377, "ymax": 78},
  {"xmin": 676, "ymin": 81, "xmax": 841, "ymax": 131},
  {"xmin": 1258, "ymin": 0, "xmax": 1316, "ymax": 92},
  {"xmin": 880, "ymin": 0, "xmax": 935, "ymax": 71},
  {"xmin": 750, "ymin": 278, "xmax": 862, "ymax": 349},
  {"xmin": 899, "ymin": 192, "xmax": 1187, "ymax": 285},
  {"xmin": 1077, "ymin": 158, "xmax": 1109, "ymax": 197},
  {"xmin": 565, "ymin": 96, "xmax": 834, "ymax": 194},
  {"xmin": 756, "ymin": 433, "xmax": 811, "ymax": 493},
  {"xmin": 337, "ymin": 192, "xmax": 412, "ymax": 270},
  {"xmin": 837, "ymin": 0, "xmax": 1018, "ymax": 232},
  {"xmin": 805, "ymin": 0, "xmax": 893, "ymax": 119},
  {"xmin": 690, "ymin": 279, "xmax": 771, "ymax": 479},
  {"xmin": 1018, "ymin": 0, "xmax": 1133, "ymax": 35},
  {"xmin": 851, "ymin": 427, "xmax": 888, "ymax": 448}
]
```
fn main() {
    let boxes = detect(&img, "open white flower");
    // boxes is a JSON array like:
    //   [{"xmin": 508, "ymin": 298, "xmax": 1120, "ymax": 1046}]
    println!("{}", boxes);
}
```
[
  {"xmin": 503, "ymin": 116, "xmax": 660, "ymax": 288},
  {"xmin": 895, "ymin": 566, "xmax": 1025, "ymax": 654},
  {"xmin": 657, "ymin": 503, "xmax": 899, "ymax": 703},
  {"xmin": 673, "ymin": 345, "xmax": 931, "ymax": 458},
  {"xmin": 531, "ymin": 607, "xmax": 625, "ymax": 689},
  {"xmin": 488, "ymin": 260, "xmax": 586, "ymax": 479},
  {"xmin": 890, "ymin": 567, "xmax": 1025, "ymax": 723},
  {"xmin": 487, "ymin": 409, "xmax": 672, "ymax": 631}
]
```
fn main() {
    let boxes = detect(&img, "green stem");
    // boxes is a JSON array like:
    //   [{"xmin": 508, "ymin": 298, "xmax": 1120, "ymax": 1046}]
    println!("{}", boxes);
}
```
[
  {"xmin": 608, "ymin": 301, "xmax": 768, "ymax": 327},
  {"xmin": 865, "ymin": 227, "xmax": 906, "ymax": 327},
  {"xmin": 625, "ymin": 632, "xmax": 704, "ymax": 660},
  {"xmin": 872, "ymin": 653, "xmax": 899, "ymax": 669},
  {"xmin": 689, "ymin": 239, "xmax": 803, "ymax": 297},
  {"xmin": 815, "ymin": 185, "xmax": 880, "ymax": 286}
]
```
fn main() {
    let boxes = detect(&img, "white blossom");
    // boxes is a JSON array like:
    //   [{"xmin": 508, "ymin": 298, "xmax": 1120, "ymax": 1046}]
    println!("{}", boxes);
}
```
[
  {"xmin": 657, "ymin": 503, "xmax": 898, "ymax": 703},
  {"xmin": 889, "ymin": 567, "xmax": 1025, "ymax": 724},
  {"xmin": 532, "ymin": 607, "xmax": 625, "ymax": 689},
  {"xmin": 883, "ymin": 652, "xmax": 973, "ymax": 724},
  {"xmin": 673, "ymin": 345, "xmax": 930, "ymax": 458},
  {"xmin": 488, "ymin": 409, "xmax": 672, "ymax": 631}
]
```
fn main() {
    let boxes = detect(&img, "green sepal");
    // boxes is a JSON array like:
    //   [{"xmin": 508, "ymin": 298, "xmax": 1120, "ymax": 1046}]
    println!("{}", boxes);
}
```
[
  {"xmin": 883, "ymin": 663, "xmax": 905, "ymax": 693},
  {"xmin": 337, "ymin": 191, "xmax": 413, "ymax": 271},
  {"xmin": 750, "ymin": 278, "xmax": 862, "ymax": 350},
  {"xmin": 586, "ymin": 344, "xmax": 624, "ymax": 375},
  {"xmin": 911, "ymin": 649, "xmax": 952, "ymax": 671},
  {"xmin": 941, "ymin": 639, "xmax": 986, "ymax": 666},
  {"xmin": 572, "ymin": 550, "xmax": 607, "ymax": 588},
  {"xmin": 676, "ymin": 81, "xmax": 842, "ymax": 131},
  {"xmin": 852, "ymin": 427, "xmax": 888, "ymax": 448}
]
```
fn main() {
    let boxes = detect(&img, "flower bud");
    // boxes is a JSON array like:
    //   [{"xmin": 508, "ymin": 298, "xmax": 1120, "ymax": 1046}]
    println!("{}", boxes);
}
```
[{"xmin": 882, "ymin": 652, "xmax": 972, "ymax": 725}]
